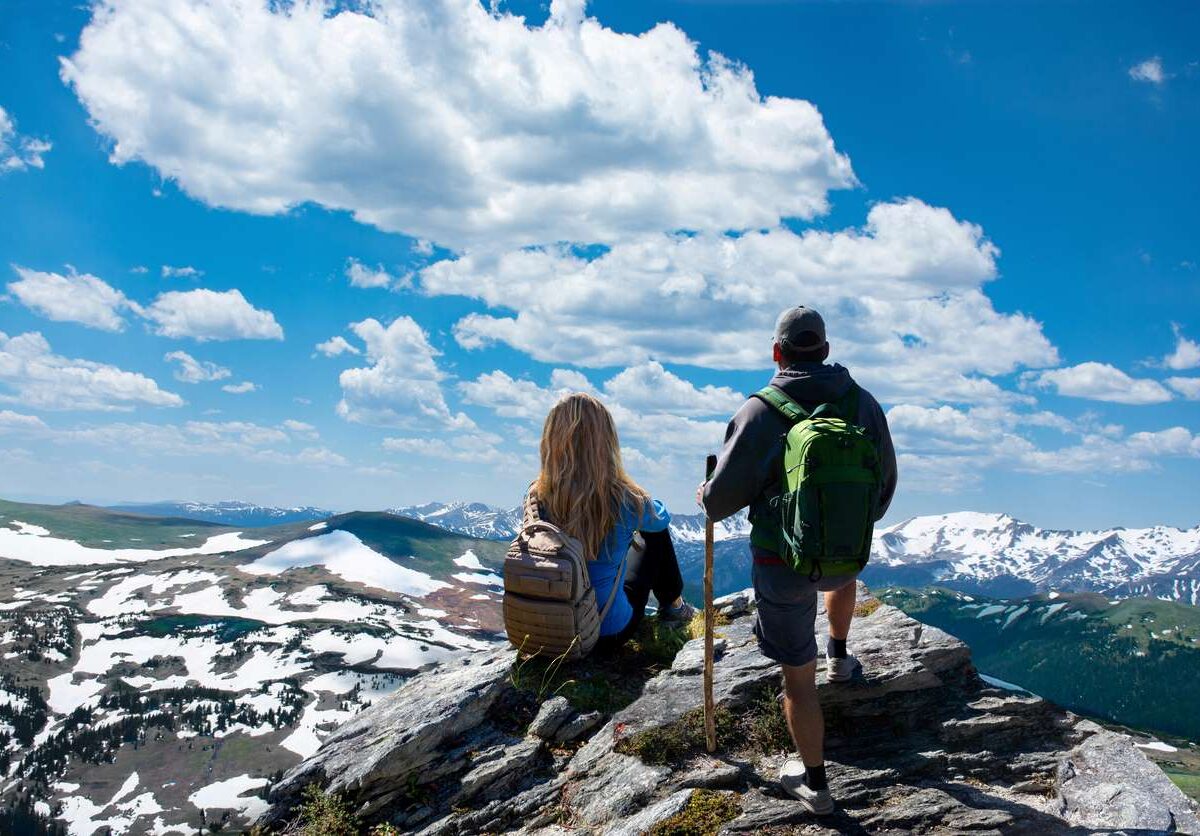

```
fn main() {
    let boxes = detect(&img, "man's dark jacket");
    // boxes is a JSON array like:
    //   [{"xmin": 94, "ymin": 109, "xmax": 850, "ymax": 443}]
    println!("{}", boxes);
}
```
[{"xmin": 702, "ymin": 362, "xmax": 897, "ymax": 555}]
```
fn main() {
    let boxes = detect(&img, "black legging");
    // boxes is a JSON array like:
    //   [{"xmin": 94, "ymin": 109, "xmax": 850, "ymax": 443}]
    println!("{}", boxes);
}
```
[{"xmin": 594, "ymin": 529, "xmax": 685, "ymax": 653}]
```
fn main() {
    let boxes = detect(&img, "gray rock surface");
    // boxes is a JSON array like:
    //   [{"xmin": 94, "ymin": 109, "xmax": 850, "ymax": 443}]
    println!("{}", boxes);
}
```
[
  {"xmin": 553, "ymin": 709, "xmax": 603, "ymax": 742},
  {"xmin": 259, "ymin": 648, "xmax": 513, "ymax": 825},
  {"xmin": 1058, "ymin": 730, "xmax": 1200, "ymax": 833},
  {"xmin": 257, "ymin": 584, "xmax": 1199, "ymax": 835},
  {"xmin": 527, "ymin": 695, "xmax": 574, "ymax": 740}
]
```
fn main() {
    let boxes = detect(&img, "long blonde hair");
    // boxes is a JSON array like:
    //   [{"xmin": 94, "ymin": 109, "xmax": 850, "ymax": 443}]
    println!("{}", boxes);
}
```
[{"xmin": 536, "ymin": 393, "xmax": 648, "ymax": 559}]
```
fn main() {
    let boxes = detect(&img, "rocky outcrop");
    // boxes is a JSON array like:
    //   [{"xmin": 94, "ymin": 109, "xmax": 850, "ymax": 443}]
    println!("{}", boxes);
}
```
[{"xmin": 259, "ymin": 585, "xmax": 1199, "ymax": 834}]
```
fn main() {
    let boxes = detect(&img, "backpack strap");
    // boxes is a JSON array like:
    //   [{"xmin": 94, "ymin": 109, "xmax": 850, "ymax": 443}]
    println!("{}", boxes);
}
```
[
  {"xmin": 839, "ymin": 383, "xmax": 861, "ymax": 424},
  {"xmin": 597, "ymin": 533, "xmax": 642, "ymax": 624},
  {"xmin": 753, "ymin": 385, "xmax": 809, "ymax": 424}
]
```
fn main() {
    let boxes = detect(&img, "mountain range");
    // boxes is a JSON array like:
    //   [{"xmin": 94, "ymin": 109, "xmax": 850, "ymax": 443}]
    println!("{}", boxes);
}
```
[
  {"xmin": 5, "ymin": 496, "xmax": 1195, "ymax": 832},
  {"xmin": 120, "ymin": 501, "xmax": 1200, "ymax": 606}
]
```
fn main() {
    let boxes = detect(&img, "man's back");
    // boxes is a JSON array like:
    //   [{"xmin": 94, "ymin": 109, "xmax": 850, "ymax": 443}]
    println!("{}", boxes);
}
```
[{"xmin": 702, "ymin": 360, "xmax": 897, "ymax": 552}]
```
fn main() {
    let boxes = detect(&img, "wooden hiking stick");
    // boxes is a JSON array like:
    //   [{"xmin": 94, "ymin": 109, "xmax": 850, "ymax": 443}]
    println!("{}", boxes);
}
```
[{"xmin": 703, "ymin": 454, "xmax": 717, "ymax": 753}]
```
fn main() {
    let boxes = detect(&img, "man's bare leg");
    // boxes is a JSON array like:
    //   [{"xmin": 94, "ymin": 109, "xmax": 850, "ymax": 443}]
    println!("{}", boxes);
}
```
[
  {"xmin": 782, "ymin": 660, "xmax": 823, "ymax": 766},
  {"xmin": 825, "ymin": 582, "xmax": 856, "ymax": 641}
]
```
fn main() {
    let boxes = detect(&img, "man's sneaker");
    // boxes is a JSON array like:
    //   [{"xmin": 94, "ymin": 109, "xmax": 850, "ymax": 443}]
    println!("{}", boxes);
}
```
[
  {"xmin": 825, "ymin": 653, "xmax": 862, "ymax": 683},
  {"xmin": 779, "ymin": 758, "xmax": 834, "ymax": 815},
  {"xmin": 658, "ymin": 600, "xmax": 696, "ymax": 624}
]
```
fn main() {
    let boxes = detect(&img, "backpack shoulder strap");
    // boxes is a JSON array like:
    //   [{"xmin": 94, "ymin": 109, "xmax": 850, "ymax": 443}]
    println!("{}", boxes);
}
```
[
  {"xmin": 753, "ymin": 385, "xmax": 809, "ymax": 424},
  {"xmin": 597, "ymin": 549, "xmax": 629, "ymax": 624},
  {"xmin": 839, "ymin": 383, "xmax": 861, "ymax": 425}
]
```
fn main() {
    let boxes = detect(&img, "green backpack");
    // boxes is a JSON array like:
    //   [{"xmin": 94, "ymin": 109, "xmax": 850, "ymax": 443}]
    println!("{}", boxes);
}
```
[{"xmin": 754, "ymin": 384, "xmax": 882, "ymax": 579}]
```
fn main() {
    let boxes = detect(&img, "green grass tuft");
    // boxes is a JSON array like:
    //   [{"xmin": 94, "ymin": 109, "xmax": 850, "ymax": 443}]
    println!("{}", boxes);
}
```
[
  {"xmin": 295, "ymin": 784, "xmax": 360, "ymax": 836},
  {"xmin": 510, "ymin": 617, "xmax": 693, "ymax": 715},
  {"xmin": 646, "ymin": 790, "xmax": 741, "ymax": 836}
]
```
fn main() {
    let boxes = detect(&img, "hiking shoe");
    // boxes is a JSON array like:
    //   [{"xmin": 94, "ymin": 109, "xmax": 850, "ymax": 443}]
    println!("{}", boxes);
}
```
[
  {"xmin": 779, "ymin": 758, "xmax": 834, "ymax": 815},
  {"xmin": 658, "ymin": 600, "xmax": 696, "ymax": 624},
  {"xmin": 825, "ymin": 653, "xmax": 862, "ymax": 683}
]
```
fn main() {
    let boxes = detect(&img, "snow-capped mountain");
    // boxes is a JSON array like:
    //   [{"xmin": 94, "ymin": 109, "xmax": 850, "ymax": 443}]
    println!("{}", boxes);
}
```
[
  {"xmin": 869, "ymin": 512, "xmax": 1200, "ymax": 605},
  {"xmin": 109, "ymin": 500, "xmax": 335, "ymax": 527},
  {"xmin": 390, "ymin": 501, "xmax": 752, "ymax": 544},
  {"xmin": 400, "ymin": 504, "xmax": 1200, "ymax": 606},
  {"xmin": 390, "ymin": 501, "xmax": 525, "ymax": 540}
]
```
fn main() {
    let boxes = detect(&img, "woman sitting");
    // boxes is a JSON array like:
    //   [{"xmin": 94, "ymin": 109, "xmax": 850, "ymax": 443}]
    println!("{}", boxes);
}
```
[{"xmin": 533, "ymin": 392, "xmax": 695, "ymax": 652}]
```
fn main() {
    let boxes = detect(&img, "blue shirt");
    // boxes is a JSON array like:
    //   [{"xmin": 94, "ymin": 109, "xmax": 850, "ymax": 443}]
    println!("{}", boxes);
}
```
[{"xmin": 588, "ymin": 496, "xmax": 671, "ymax": 636}]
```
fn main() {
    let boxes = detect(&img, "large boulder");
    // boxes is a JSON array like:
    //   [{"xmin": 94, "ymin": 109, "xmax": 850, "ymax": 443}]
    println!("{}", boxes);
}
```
[
  {"xmin": 258, "ymin": 648, "xmax": 514, "ymax": 826},
  {"xmin": 256, "ymin": 584, "xmax": 1200, "ymax": 835}
]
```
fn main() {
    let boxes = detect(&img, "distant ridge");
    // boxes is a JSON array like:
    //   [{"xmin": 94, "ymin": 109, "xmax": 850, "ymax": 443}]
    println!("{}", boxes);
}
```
[{"xmin": 109, "ymin": 500, "xmax": 335, "ymax": 527}]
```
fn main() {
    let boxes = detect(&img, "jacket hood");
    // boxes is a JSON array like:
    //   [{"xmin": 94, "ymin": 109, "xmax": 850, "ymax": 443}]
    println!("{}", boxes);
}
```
[{"xmin": 769, "ymin": 362, "xmax": 855, "ymax": 404}]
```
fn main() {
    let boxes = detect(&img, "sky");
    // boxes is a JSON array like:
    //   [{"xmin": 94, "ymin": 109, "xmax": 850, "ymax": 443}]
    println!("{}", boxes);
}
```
[{"xmin": 0, "ymin": 0, "xmax": 1197, "ymax": 530}]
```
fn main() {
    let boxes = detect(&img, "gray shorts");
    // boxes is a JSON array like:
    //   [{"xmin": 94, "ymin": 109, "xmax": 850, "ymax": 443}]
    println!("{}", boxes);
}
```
[{"xmin": 752, "ymin": 560, "xmax": 860, "ymax": 667}]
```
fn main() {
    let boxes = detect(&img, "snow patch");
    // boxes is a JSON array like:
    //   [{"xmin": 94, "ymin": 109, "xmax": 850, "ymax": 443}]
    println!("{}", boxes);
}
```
[{"xmin": 241, "ymin": 530, "xmax": 449, "ymax": 597}]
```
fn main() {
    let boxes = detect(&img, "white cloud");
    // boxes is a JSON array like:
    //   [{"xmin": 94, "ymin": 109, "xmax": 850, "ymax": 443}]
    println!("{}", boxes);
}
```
[
  {"xmin": 1129, "ymin": 56, "xmax": 1168, "ymax": 85},
  {"xmin": 382, "ymin": 432, "xmax": 514, "ymax": 465},
  {"xmin": 280, "ymin": 419, "xmax": 318, "ymax": 439},
  {"xmin": 345, "ymin": 258, "xmax": 402, "ymax": 290},
  {"xmin": 62, "ymin": 0, "xmax": 853, "ymax": 250},
  {"xmin": 426, "ymin": 199, "xmax": 1056, "ymax": 404},
  {"xmin": 161, "ymin": 264, "xmax": 203, "ymax": 278},
  {"xmin": 603, "ymin": 361, "xmax": 744, "ymax": 417},
  {"xmin": 0, "ymin": 410, "xmax": 48, "ymax": 431},
  {"xmin": 142, "ymin": 288, "xmax": 284, "ymax": 341},
  {"xmin": 164, "ymin": 350, "xmax": 231, "ymax": 383},
  {"xmin": 1032, "ymin": 362, "xmax": 1173, "ymax": 405},
  {"xmin": 0, "ymin": 105, "xmax": 51, "ymax": 173},
  {"xmin": 314, "ymin": 335, "xmax": 361, "ymax": 357},
  {"xmin": 1164, "ymin": 324, "xmax": 1200, "ymax": 370},
  {"xmin": 222, "ymin": 381, "xmax": 258, "ymax": 394},
  {"xmin": 335, "ymin": 317, "xmax": 475, "ymax": 430},
  {"xmin": 888, "ymin": 401, "xmax": 1200, "ymax": 480},
  {"xmin": 7, "ymin": 266, "xmax": 135, "ymax": 332},
  {"xmin": 0, "ymin": 331, "xmax": 182, "ymax": 411},
  {"xmin": 458, "ymin": 363, "xmax": 728, "ymax": 457},
  {"xmin": 1166, "ymin": 377, "xmax": 1200, "ymax": 400},
  {"xmin": 38, "ymin": 418, "xmax": 346, "ymax": 468}
]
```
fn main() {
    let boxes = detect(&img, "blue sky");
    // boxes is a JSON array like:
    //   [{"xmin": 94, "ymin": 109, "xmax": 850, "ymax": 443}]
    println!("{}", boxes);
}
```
[{"xmin": 0, "ymin": 0, "xmax": 1197, "ymax": 529}]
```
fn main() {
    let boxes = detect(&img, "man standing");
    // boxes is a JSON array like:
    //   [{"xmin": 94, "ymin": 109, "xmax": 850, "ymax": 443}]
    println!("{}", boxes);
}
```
[{"xmin": 701, "ymin": 306, "xmax": 897, "ymax": 814}]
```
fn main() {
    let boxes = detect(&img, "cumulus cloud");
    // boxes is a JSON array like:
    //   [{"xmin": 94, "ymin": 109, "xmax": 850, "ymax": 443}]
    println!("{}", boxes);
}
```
[
  {"xmin": 458, "ymin": 363, "xmax": 729, "ymax": 457},
  {"xmin": 1129, "ymin": 56, "xmax": 1168, "ymax": 85},
  {"xmin": 0, "ymin": 105, "xmax": 51, "ymax": 173},
  {"xmin": 345, "ymin": 258, "xmax": 404, "ymax": 290},
  {"xmin": 142, "ymin": 288, "xmax": 284, "ymax": 341},
  {"xmin": 7, "ymin": 266, "xmax": 136, "ymax": 331},
  {"xmin": 161, "ymin": 264, "xmax": 203, "ymax": 278},
  {"xmin": 336, "ymin": 316, "xmax": 475, "ymax": 430},
  {"xmin": 1032, "ymin": 362, "xmax": 1173, "ymax": 405},
  {"xmin": 1166, "ymin": 377, "xmax": 1200, "ymax": 400},
  {"xmin": 426, "ymin": 199, "xmax": 1056, "ymax": 403},
  {"xmin": 222, "ymin": 381, "xmax": 258, "ymax": 394},
  {"xmin": 314, "ymin": 335, "xmax": 361, "ymax": 357},
  {"xmin": 62, "ymin": 0, "xmax": 853, "ymax": 250},
  {"xmin": 0, "ymin": 331, "xmax": 182, "ymax": 411},
  {"xmin": 1163, "ymin": 324, "xmax": 1200, "ymax": 370},
  {"xmin": 164, "ymin": 350, "xmax": 231, "ymax": 383},
  {"xmin": 888, "ymin": 401, "xmax": 1200, "ymax": 480}
]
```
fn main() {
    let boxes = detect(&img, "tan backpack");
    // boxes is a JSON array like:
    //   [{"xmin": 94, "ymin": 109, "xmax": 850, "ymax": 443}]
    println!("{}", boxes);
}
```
[{"xmin": 502, "ymin": 487, "xmax": 642, "ymax": 660}]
